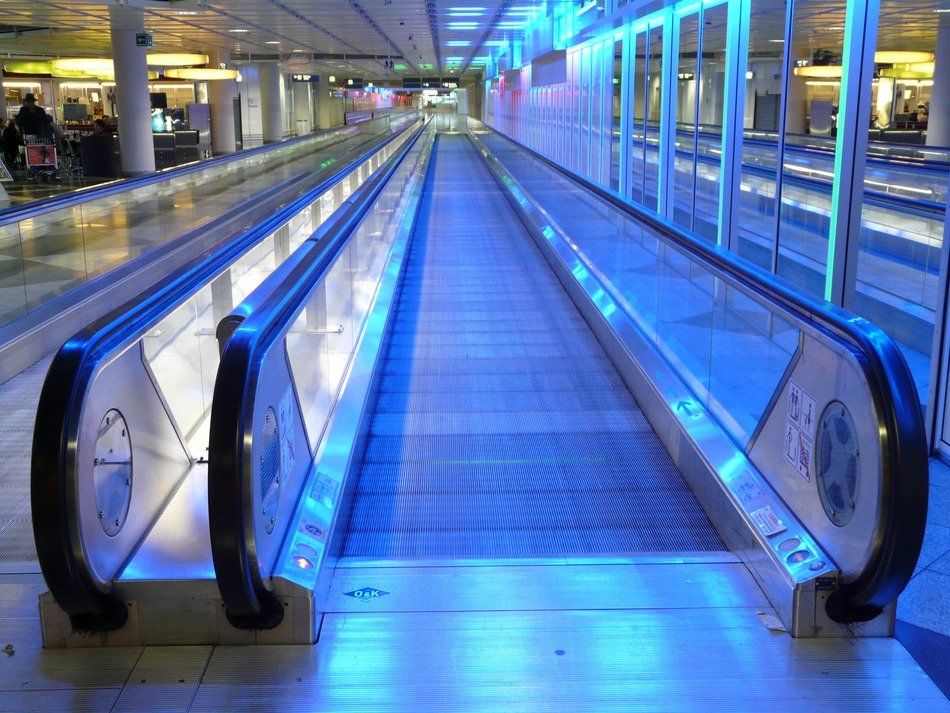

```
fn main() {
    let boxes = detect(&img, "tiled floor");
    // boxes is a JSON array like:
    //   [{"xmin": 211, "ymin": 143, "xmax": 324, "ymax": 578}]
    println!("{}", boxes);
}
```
[{"xmin": 899, "ymin": 457, "xmax": 950, "ymax": 637}]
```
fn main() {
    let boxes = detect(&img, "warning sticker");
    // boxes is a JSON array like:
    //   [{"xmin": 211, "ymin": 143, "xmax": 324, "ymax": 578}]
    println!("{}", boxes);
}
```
[
  {"xmin": 751, "ymin": 505, "xmax": 787, "ymax": 537},
  {"xmin": 784, "ymin": 381, "xmax": 815, "ymax": 483}
]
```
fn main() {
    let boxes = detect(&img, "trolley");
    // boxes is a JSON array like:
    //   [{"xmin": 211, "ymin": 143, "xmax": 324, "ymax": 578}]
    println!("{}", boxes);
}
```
[{"xmin": 23, "ymin": 135, "xmax": 59, "ymax": 182}]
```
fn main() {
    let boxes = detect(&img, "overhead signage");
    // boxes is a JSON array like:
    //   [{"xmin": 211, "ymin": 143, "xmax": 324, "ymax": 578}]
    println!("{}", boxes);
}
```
[
  {"xmin": 291, "ymin": 73, "xmax": 320, "ymax": 83},
  {"xmin": 135, "ymin": 32, "xmax": 153, "ymax": 48}
]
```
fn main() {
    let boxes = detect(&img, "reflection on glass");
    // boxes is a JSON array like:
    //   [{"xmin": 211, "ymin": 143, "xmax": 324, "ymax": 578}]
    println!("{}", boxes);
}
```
[
  {"xmin": 736, "ymin": 0, "xmax": 786, "ymax": 270},
  {"xmin": 0, "ymin": 120, "xmax": 396, "ymax": 335},
  {"xmin": 580, "ymin": 45, "xmax": 592, "ymax": 178},
  {"xmin": 0, "ymin": 225, "xmax": 27, "ymax": 323},
  {"xmin": 591, "ymin": 41, "xmax": 603, "ymax": 184},
  {"xmin": 777, "ymin": 0, "xmax": 847, "ymax": 297},
  {"xmin": 630, "ymin": 31, "xmax": 647, "ymax": 204},
  {"xmin": 610, "ymin": 39, "xmax": 623, "ymax": 191},
  {"xmin": 138, "ymin": 129, "xmax": 411, "ymax": 456},
  {"xmin": 644, "ymin": 25, "xmax": 665, "ymax": 210},
  {"xmin": 479, "ymin": 130, "xmax": 800, "ymax": 442},
  {"xmin": 696, "ymin": 2, "xmax": 728, "ymax": 241},
  {"xmin": 673, "ymin": 12, "xmax": 700, "ymax": 232},
  {"xmin": 852, "ymin": 0, "xmax": 942, "ymax": 405}
]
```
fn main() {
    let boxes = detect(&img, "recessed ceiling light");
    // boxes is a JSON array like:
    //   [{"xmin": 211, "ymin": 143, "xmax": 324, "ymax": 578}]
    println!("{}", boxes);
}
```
[
  {"xmin": 228, "ymin": 29, "xmax": 250, "ymax": 33},
  {"xmin": 266, "ymin": 41, "xmax": 281, "ymax": 45}
]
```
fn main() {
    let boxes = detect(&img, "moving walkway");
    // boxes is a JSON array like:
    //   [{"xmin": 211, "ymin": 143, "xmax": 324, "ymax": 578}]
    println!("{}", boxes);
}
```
[{"xmin": 30, "ymin": 119, "xmax": 941, "ymax": 704}]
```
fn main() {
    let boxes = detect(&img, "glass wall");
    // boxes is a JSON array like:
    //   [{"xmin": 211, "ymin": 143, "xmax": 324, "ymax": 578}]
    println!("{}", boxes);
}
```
[
  {"xmin": 630, "ymin": 30, "xmax": 648, "ymax": 204},
  {"xmin": 775, "ymin": 0, "xmax": 848, "ymax": 298},
  {"xmin": 736, "ymin": 0, "xmax": 787, "ymax": 271},
  {"xmin": 611, "ymin": 39, "xmax": 623, "ymax": 190},
  {"xmin": 695, "ymin": 2, "xmax": 728, "ymax": 241},
  {"xmin": 482, "ymin": 0, "xmax": 950, "ymax": 443},
  {"xmin": 644, "ymin": 24, "xmax": 666, "ymax": 210},
  {"xmin": 853, "ymin": 0, "xmax": 945, "ymax": 410},
  {"xmin": 672, "ymin": 10, "xmax": 700, "ymax": 231}
]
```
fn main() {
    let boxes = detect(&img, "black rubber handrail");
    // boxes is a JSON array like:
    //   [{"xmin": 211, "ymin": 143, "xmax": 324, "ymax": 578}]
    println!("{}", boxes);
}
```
[
  {"xmin": 30, "ymin": 122, "xmax": 415, "ymax": 631},
  {"xmin": 208, "ymin": 121, "xmax": 429, "ymax": 629},
  {"xmin": 476, "ymin": 124, "xmax": 928, "ymax": 622}
]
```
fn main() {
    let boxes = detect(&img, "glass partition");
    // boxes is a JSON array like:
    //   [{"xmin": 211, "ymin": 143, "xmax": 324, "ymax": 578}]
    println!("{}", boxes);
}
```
[
  {"xmin": 591, "ymin": 41, "xmax": 604, "ymax": 184},
  {"xmin": 629, "ymin": 30, "xmax": 648, "ymax": 204},
  {"xmin": 644, "ymin": 24, "xmax": 665, "ymax": 210},
  {"xmin": 478, "ymin": 130, "xmax": 798, "ymax": 442},
  {"xmin": 610, "ymin": 38, "xmax": 623, "ymax": 191},
  {"xmin": 777, "ymin": 0, "xmax": 847, "ymax": 298},
  {"xmin": 142, "ymin": 128, "xmax": 410, "ymax": 454},
  {"xmin": 852, "ymin": 0, "xmax": 943, "ymax": 405},
  {"xmin": 695, "ymin": 2, "xmax": 728, "ymax": 241},
  {"xmin": 673, "ymin": 11, "xmax": 700, "ymax": 231},
  {"xmin": 0, "ymin": 119, "xmax": 396, "ymax": 334},
  {"xmin": 285, "ymin": 130, "xmax": 430, "ymax": 455},
  {"xmin": 736, "ymin": 0, "xmax": 788, "ymax": 271}
]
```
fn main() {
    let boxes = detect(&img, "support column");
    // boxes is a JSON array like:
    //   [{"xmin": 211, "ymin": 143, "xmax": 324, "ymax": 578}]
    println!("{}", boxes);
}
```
[
  {"xmin": 293, "ymin": 82, "xmax": 312, "ymax": 135},
  {"xmin": 826, "ymin": 0, "xmax": 880, "ymax": 305},
  {"xmin": 0, "ymin": 68, "xmax": 8, "ymax": 122},
  {"xmin": 927, "ymin": 17, "xmax": 950, "ymax": 147},
  {"xmin": 109, "ymin": 5, "xmax": 155, "ymax": 175},
  {"xmin": 259, "ymin": 62, "xmax": 282, "ymax": 143},
  {"xmin": 208, "ymin": 47, "xmax": 237, "ymax": 155}
]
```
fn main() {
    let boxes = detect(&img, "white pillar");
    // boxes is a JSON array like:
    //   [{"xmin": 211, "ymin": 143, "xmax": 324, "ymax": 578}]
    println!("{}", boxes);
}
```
[
  {"xmin": 927, "ymin": 17, "xmax": 950, "ymax": 147},
  {"xmin": 109, "ymin": 5, "xmax": 155, "ymax": 175},
  {"xmin": 314, "ymin": 85, "xmax": 344, "ymax": 129},
  {"xmin": 0, "ymin": 68, "xmax": 8, "ymax": 122},
  {"xmin": 259, "ymin": 62, "xmax": 282, "ymax": 143},
  {"xmin": 293, "ymin": 82, "xmax": 312, "ymax": 135},
  {"xmin": 208, "ymin": 47, "xmax": 237, "ymax": 154}
]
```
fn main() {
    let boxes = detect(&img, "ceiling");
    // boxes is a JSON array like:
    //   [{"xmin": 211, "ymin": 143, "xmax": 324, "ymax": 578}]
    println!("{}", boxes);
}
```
[
  {"xmin": 0, "ymin": 1, "xmax": 947, "ymax": 86},
  {"xmin": 0, "ymin": 0, "xmax": 551, "ymax": 85}
]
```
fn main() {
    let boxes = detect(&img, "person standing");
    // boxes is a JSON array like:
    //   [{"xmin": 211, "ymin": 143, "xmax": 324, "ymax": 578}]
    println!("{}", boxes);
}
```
[
  {"xmin": 1, "ymin": 118, "xmax": 19, "ymax": 167},
  {"xmin": 15, "ymin": 93, "xmax": 53, "ymax": 140}
]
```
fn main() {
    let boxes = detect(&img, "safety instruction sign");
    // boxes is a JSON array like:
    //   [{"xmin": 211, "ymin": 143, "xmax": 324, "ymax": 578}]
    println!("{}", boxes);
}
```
[{"xmin": 783, "ymin": 381, "xmax": 816, "ymax": 483}]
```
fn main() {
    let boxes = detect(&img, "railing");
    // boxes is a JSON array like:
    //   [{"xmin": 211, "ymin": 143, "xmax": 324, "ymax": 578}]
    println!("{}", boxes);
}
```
[
  {"xmin": 30, "ymin": 119, "xmax": 422, "ymax": 631},
  {"xmin": 472, "ymin": 120, "xmax": 927, "ymax": 628},
  {"xmin": 1, "ymin": 117, "xmax": 395, "ymax": 338},
  {"xmin": 207, "ymin": 120, "xmax": 432, "ymax": 629}
]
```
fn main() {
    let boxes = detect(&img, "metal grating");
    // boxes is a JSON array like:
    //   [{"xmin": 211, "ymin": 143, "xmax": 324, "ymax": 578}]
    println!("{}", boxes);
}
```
[{"xmin": 341, "ymin": 135, "xmax": 724, "ymax": 559}]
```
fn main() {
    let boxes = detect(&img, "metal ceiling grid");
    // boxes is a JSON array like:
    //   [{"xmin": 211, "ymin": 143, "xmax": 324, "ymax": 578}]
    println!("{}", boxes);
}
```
[{"xmin": 0, "ymin": 1, "xmax": 944, "ymax": 83}]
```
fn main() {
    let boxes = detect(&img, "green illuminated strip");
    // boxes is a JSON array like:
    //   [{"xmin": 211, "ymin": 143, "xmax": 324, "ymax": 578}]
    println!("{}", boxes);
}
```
[{"xmin": 825, "ymin": 0, "xmax": 860, "ymax": 302}]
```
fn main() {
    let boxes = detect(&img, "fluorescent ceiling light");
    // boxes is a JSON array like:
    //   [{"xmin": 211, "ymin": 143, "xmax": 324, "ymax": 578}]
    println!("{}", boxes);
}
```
[
  {"xmin": 874, "ymin": 51, "xmax": 934, "ymax": 64},
  {"xmin": 793, "ymin": 65, "xmax": 842, "ymax": 78},
  {"xmin": 447, "ymin": 22, "xmax": 478, "ymax": 29},
  {"xmin": 53, "ymin": 57, "xmax": 114, "ymax": 74},
  {"xmin": 228, "ymin": 29, "xmax": 249, "ymax": 33},
  {"xmin": 165, "ymin": 68, "xmax": 240, "ymax": 80},
  {"xmin": 446, "ymin": 40, "xmax": 471, "ymax": 46},
  {"xmin": 146, "ymin": 53, "xmax": 208, "ymax": 67}
]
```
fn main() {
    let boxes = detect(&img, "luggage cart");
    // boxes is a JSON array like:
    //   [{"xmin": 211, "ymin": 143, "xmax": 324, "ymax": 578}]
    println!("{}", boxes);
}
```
[{"xmin": 23, "ymin": 136, "xmax": 59, "ymax": 182}]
